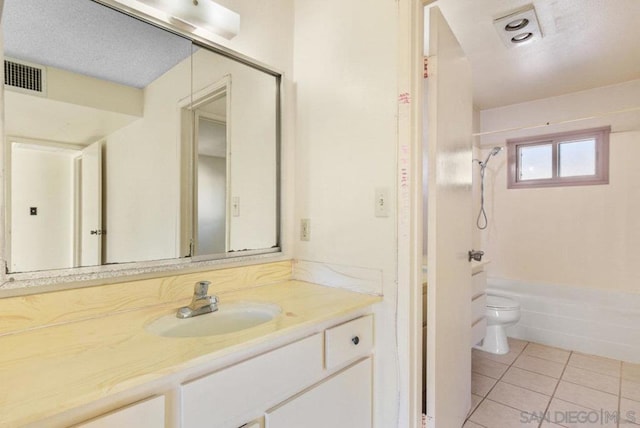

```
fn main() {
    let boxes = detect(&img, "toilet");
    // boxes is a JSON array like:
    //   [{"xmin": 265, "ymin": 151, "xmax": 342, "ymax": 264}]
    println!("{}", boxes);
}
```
[{"xmin": 476, "ymin": 294, "xmax": 521, "ymax": 355}]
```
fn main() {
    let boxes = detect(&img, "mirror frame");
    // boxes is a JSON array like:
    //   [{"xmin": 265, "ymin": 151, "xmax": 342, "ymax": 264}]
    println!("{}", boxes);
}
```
[{"xmin": 0, "ymin": 0, "xmax": 283, "ymax": 293}]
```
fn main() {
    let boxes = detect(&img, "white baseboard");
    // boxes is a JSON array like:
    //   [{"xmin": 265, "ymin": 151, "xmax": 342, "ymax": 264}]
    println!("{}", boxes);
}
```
[
  {"xmin": 292, "ymin": 259, "xmax": 383, "ymax": 295},
  {"xmin": 488, "ymin": 277, "xmax": 640, "ymax": 363}
]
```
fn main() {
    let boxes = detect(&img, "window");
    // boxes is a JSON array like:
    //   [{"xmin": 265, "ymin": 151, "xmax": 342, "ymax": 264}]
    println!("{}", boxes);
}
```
[{"xmin": 507, "ymin": 126, "xmax": 610, "ymax": 189}]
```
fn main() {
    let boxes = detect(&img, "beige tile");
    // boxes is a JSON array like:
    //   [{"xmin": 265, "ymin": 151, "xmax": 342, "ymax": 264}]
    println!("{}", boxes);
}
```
[
  {"xmin": 473, "ymin": 347, "xmax": 522, "ymax": 365},
  {"xmin": 472, "ymin": 372, "xmax": 497, "ymax": 397},
  {"xmin": 621, "ymin": 398, "xmax": 640, "ymax": 425},
  {"xmin": 546, "ymin": 398, "xmax": 617, "ymax": 428},
  {"xmin": 554, "ymin": 381, "xmax": 618, "ymax": 412},
  {"xmin": 568, "ymin": 353, "xmax": 621, "ymax": 377},
  {"xmin": 623, "ymin": 379, "xmax": 640, "ymax": 402},
  {"xmin": 513, "ymin": 354, "xmax": 566, "ymax": 378},
  {"xmin": 463, "ymin": 421, "xmax": 485, "ymax": 428},
  {"xmin": 623, "ymin": 362, "xmax": 640, "ymax": 383},
  {"xmin": 469, "ymin": 399, "xmax": 540, "ymax": 427},
  {"xmin": 488, "ymin": 381, "xmax": 551, "ymax": 414},
  {"xmin": 523, "ymin": 343, "xmax": 571, "ymax": 364},
  {"xmin": 508, "ymin": 337, "xmax": 529, "ymax": 351},
  {"xmin": 562, "ymin": 365, "xmax": 620, "ymax": 395},
  {"xmin": 472, "ymin": 356, "xmax": 510, "ymax": 379},
  {"xmin": 539, "ymin": 422, "xmax": 565, "ymax": 428},
  {"xmin": 469, "ymin": 394, "xmax": 483, "ymax": 416},
  {"xmin": 502, "ymin": 366, "xmax": 559, "ymax": 396}
]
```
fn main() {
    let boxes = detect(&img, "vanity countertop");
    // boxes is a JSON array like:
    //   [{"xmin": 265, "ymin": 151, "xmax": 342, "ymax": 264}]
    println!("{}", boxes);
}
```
[{"xmin": 0, "ymin": 280, "xmax": 381, "ymax": 427}]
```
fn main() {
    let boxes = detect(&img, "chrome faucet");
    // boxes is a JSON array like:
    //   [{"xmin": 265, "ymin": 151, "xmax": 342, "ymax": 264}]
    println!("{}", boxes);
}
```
[{"xmin": 176, "ymin": 281, "xmax": 219, "ymax": 319}]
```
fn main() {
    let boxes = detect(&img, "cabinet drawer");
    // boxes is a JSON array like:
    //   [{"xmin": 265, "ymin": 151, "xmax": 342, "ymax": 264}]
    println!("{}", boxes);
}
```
[
  {"xmin": 325, "ymin": 315, "xmax": 373, "ymax": 370},
  {"xmin": 73, "ymin": 396, "xmax": 164, "ymax": 428},
  {"xmin": 471, "ymin": 293, "xmax": 486, "ymax": 325},
  {"xmin": 181, "ymin": 333, "xmax": 323, "ymax": 428},
  {"xmin": 472, "ymin": 271, "xmax": 487, "ymax": 298}
]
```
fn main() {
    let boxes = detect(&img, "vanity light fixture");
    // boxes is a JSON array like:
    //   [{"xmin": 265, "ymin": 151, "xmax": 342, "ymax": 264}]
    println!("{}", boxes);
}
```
[
  {"xmin": 136, "ymin": 0, "xmax": 240, "ymax": 40},
  {"xmin": 493, "ymin": 5, "xmax": 542, "ymax": 48}
]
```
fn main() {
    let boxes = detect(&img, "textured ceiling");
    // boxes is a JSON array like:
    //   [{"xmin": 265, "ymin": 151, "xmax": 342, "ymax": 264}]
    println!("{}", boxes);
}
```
[
  {"xmin": 2, "ymin": 0, "xmax": 193, "ymax": 88},
  {"xmin": 436, "ymin": 0, "xmax": 640, "ymax": 109}
]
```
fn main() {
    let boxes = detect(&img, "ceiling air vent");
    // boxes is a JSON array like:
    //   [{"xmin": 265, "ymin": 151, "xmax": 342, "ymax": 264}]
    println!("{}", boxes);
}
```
[{"xmin": 4, "ymin": 58, "xmax": 47, "ymax": 96}]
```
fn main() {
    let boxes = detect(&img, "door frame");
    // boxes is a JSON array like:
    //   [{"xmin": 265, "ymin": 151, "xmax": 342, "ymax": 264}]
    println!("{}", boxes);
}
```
[
  {"xmin": 178, "ymin": 75, "xmax": 232, "ymax": 258},
  {"xmin": 396, "ymin": 0, "xmax": 427, "ymax": 427}
]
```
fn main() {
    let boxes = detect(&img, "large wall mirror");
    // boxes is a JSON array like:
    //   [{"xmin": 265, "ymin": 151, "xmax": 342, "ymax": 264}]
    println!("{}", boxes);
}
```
[{"xmin": 1, "ymin": 0, "xmax": 280, "ymax": 277}]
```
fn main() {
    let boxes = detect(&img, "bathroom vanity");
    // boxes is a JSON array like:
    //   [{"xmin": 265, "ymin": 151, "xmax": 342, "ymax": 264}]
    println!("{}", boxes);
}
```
[{"xmin": 0, "ymin": 262, "xmax": 380, "ymax": 428}]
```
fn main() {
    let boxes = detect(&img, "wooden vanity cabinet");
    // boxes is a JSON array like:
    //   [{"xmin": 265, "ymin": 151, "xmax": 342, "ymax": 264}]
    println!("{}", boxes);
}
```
[
  {"xmin": 181, "ymin": 315, "xmax": 374, "ymax": 428},
  {"xmin": 67, "ymin": 314, "xmax": 374, "ymax": 428}
]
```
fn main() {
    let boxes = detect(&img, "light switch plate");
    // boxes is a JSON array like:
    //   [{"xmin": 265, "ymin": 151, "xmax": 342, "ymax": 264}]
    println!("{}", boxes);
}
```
[{"xmin": 300, "ymin": 218, "xmax": 310, "ymax": 241}]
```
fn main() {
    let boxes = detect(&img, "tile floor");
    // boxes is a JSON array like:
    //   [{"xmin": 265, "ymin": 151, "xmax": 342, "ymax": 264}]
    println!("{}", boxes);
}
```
[{"xmin": 466, "ymin": 338, "xmax": 640, "ymax": 428}]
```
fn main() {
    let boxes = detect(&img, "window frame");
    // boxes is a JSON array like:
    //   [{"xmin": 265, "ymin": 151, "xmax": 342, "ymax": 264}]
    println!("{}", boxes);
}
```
[{"xmin": 507, "ymin": 126, "xmax": 610, "ymax": 189}]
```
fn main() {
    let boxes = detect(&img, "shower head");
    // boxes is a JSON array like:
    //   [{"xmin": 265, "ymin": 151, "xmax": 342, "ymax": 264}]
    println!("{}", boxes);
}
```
[
  {"xmin": 480, "ymin": 146, "xmax": 503, "ymax": 167},
  {"xmin": 489, "ymin": 146, "xmax": 503, "ymax": 156}
]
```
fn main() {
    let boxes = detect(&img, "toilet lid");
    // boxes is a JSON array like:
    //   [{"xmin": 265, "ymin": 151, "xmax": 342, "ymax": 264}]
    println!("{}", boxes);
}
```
[{"xmin": 486, "ymin": 295, "xmax": 520, "ymax": 310}]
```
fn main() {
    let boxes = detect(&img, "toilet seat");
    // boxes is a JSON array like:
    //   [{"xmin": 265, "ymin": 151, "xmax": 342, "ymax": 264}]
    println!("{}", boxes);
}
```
[{"xmin": 486, "ymin": 295, "xmax": 519, "ymax": 310}]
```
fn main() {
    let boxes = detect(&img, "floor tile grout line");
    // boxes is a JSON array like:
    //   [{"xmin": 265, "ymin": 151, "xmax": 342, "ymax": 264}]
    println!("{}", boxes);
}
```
[
  {"xmin": 559, "ymin": 378, "xmax": 620, "ymax": 397},
  {"xmin": 539, "ymin": 350, "xmax": 572, "ymax": 428},
  {"xmin": 565, "ymin": 361, "xmax": 622, "ymax": 379},
  {"xmin": 507, "ymin": 364, "xmax": 563, "ymax": 381},
  {"xmin": 567, "ymin": 353, "xmax": 624, "ymax": 378},
  {"xmin": 619, "ymin": 360, "xmax": 623, "ymax": 428},
  {"xmin": 566, "ymin": 363, "xmax": 622, "ymax": 379},
  {"xmin": 467, "ymin": 340, "xmax": 530, "ymax": 426},
  {"xmin": 516, "ymin": 352, "xmax": 569, "ymax": 368},
  {"xmin": 475, "ymin": 398, "xmax": 547, "ymax": 424}
]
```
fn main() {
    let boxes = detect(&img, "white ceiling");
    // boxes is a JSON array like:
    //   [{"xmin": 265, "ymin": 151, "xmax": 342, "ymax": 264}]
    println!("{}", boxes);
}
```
[
  {"xmin": 436, "ymin": 0, "xmax": 640, "ymax": 109},
  {"xmin": 4, "ymin": 91, "xmax": 140, "ymax": 145},
  {"xmin": 2, "ymin": 0, "xmax": 192, "ymax": 88}
]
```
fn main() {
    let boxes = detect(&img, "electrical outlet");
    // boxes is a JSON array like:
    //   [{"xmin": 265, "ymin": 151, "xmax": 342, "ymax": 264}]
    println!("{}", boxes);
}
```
[
  {"xmin": 300, "ymin": 218, "xmax": 310, "ymax": 241},
  {"xmin": 375, "ymin": 187, "xmax": 390, "ymax": 217}
]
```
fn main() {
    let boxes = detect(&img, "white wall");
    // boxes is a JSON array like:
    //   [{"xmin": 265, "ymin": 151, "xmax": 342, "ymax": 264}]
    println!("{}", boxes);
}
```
[
  {"xmin": 10, "ymin": 146, "xmax": 75, "ymax": 271},
  {"xmin": 103, "ymin": 58, "xmax": 191, "ymax": 264},
  {"xmin": 292, "ymin": 0, "xmax": 400, "ymax": 426},
  {"xmin": 479, "ymin": 80, "xmax": 640, "ymax": 295}
]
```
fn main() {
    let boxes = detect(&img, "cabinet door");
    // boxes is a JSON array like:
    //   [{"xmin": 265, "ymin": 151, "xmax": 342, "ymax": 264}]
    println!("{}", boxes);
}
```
[
  {"xmin": 73, "ymin": 396, "xmax": 164, "ymax": 428},
  {"xmin": 181, "ymin": 334, "xmax": 323, "ymax": 428},
  {"xmin": 265, "ymin": 358, "xmax": 372, "ymax": 428}
]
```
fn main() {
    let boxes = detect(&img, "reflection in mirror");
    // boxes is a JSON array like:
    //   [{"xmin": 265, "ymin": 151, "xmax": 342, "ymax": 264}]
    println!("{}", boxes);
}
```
[
  {"xmin": 7, "ymin": 140, "xmax": 96, "ymax": 272},
  {"xmin": 183, "ymin": 46, "xmax": 278, "ymax": 259},
  {"xmin": 2, "ymin": 0, "xmax": 280, "ymax": 276},
  {"xmin": 196, "ymin": 96, "xmax": 228, "ymax": 255}
]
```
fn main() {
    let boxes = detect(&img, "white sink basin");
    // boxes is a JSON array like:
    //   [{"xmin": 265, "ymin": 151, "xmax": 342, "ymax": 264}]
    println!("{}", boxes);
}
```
[{"xmin": 146, "ymin": 301, "xmax": 281, "ymax": 338}]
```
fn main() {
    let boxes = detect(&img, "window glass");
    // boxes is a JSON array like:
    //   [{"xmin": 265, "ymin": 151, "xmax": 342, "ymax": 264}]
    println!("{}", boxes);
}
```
[
  {"xmin": 519, "ymin": 144, "xmax": 553, "ymax": 180},
  {"xmin": 559, "ymin": 139, "xmax": 596, "ymax": 177}
]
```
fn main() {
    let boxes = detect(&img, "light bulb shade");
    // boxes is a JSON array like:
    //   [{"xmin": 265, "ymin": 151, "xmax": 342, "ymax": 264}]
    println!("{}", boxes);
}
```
[{"xmin": 138, "ymin": 0, "xmax": 240, "ymax": 39}]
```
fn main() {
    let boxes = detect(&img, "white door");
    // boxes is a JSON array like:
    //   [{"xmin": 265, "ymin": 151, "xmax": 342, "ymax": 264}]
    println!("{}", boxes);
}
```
[
  {"xmin": 80, "ymin": 141, "xmax": 102, "ymax": 266},
  {"xmin": 425, "ymin": 6, "xmax": 473, "ymax": 428}
]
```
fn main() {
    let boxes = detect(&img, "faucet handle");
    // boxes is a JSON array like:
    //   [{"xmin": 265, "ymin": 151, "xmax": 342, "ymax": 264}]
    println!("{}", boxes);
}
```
[{"xmin": 194, "ymin": 280, "xmax": 211, "ymax": 297}]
